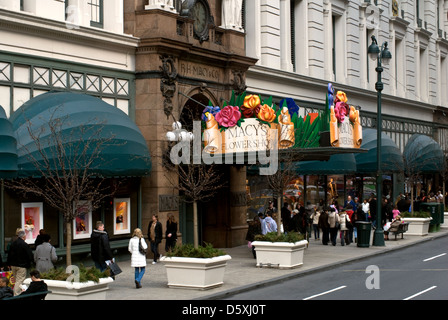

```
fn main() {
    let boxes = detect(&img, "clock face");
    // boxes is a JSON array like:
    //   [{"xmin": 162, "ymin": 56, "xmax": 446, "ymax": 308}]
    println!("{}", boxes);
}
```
[{"xmin": 193, "ymin": 2, "xmax": 207, "ymax": 35}]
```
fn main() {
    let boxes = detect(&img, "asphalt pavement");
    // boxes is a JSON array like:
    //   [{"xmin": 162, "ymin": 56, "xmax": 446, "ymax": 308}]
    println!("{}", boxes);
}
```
[{"xmin": 105, "ymin": 227, "xmax": 448, "ymax": 300}]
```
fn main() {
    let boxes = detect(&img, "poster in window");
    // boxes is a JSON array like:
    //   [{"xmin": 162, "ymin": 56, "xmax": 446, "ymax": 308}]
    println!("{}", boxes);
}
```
[
  {"xmin": 114, "ymin": 198, "xmax": 130, "ymax": 235},
  {"xmin": 21, "ymin": 203, "xmax": 43, "ymax": 244},
  {"xmin": 73, "ymin": 200, "xmax": 92, "ymax": 240}
]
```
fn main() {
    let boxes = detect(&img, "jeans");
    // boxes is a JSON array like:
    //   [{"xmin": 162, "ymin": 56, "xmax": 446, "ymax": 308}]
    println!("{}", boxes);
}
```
[
  {"xmin": 150, "ymin": 242, "xmax": 159, "ymax": 262},
  {"xmin": 94, "ymin": 261, "xmax": 108, "ymax": 272},
  {"xmin": 134, "ymin": 267, "xmax": 145, "ymax": 283},
  {"xmin": 313, "ymin": 224, "xmax": 320, "ymax": 239}
]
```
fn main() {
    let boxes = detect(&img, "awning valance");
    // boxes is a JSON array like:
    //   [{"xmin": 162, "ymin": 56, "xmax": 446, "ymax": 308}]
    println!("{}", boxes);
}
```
[
  {"xmin": 10, "ymin": 92, "xmax": 152, "ymax": 178},
  {"xmin": 294, "ymin": 153, "xmax": 357, "ymax": 175},
  {"xmin": 355, "ymin": 128, "xmax": 403, "ymax": 174},
  {"xmin": 403, "ymin": 134, "xmax": 445, "ymax": 174},
  {"xmin": 0, "ymin": 106, "xmax": 18, "ymax": 178}
]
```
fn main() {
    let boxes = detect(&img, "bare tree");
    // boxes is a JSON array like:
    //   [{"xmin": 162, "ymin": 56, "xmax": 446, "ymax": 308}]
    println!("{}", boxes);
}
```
[{"xmin": 5, "ymin": 110, "xmax": 120, "ymax": 267}]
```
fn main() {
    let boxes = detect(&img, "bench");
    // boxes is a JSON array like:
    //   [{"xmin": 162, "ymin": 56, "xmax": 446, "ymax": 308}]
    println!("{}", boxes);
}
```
[
  {"xmin": 388, "ymin": 222, "xmax": 409, "ymax": 240},
  {"xmin": 2, "ymin": 290, "xmax": 52, "ymax": 301}
]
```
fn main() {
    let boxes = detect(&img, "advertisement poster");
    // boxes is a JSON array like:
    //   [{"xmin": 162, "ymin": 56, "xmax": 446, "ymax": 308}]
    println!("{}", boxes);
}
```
[
  {"xmin": 73, "ymin": 200, "xmax": 92, "ymax": 240},
  {"xmin": 21, "ymin": 203, "xmax": 43, "ymax": 244},
  {"xmin": 114, "ymin": 198, "xmax": 130, "ymax": 235}
]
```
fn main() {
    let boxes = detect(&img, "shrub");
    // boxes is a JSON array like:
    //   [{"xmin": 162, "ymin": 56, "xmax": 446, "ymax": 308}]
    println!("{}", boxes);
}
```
[
  {"xmin": 165, "ymin": 243, "xmax": 226, "ymax": 258},
  {"xmin": 40, "ymin": 264, "xmax": 110, "ymax": 283},
  {"xmin": 254, "ymin": 232, "xmax": 305, "ymax": 243},
  {"xmin": 401, "ymin": 210, "xmax": 431, "ymax": 219}
]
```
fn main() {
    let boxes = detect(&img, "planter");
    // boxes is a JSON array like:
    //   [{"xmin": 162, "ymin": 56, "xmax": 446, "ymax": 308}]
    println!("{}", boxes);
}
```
[
  {"xmin": 252, "ymin": 240, "xmax": 308, "ymax": 269},
  {"xmin": 401, "ymin": 217, "xmax": 432, "ymax": 236},
  {"xmin": 23, "ymin": 277, "xmax": 114, "ymax": 300},
  {"xmin": 442, "ymin": 212, "xmax": 448, "ymax": 229},
  {"xmin": 160, "ymin": 255, "xmax": 231, "ymax": 290}
]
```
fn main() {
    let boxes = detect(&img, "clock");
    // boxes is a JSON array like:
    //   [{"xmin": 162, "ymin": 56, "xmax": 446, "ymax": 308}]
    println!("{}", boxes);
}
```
[{"xmin": 181, "ymin": 0, "xmax": 213, "ymax": 42}]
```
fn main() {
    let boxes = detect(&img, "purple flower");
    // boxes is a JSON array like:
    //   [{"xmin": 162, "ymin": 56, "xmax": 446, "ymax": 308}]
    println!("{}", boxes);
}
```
[{"xmin": 201, "ymin": 106, "xmax": 221, "ymax": 122}]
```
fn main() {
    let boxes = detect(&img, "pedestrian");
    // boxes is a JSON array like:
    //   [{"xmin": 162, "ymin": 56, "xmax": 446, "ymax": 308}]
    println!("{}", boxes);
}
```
[
  {"xmin": 264, "ymin": 211, "xmax": 277, "ymax": 233},
  {"xmin": 258, "ymin": 212, "xmax": 267, "ymax": 235},
  {"xmin": 305, "ymin": 202, "xmax": 314, "ymax": 242},
  {"xmin": 369, "ymin": 194, "xmax": 377, "ymax": 228},
  {"xmin": 165, "ymin": 213, "xmax": 178, "ymax": 252},
  {"xmin": 338, "ymin": 209, "xmax": 351, "ymax": 246},
  {"xmin": 245, "ymin": 215, "xmax": 262, "ymax": 258},
  {"xmin": 310, "ymin": 208, "xmax": 320, "ymax": 240},
  {"xmin": 353, "ymin": 207, "xmax": 364, "ymax": 243},
  {"xmin": 281, "ymin": 202, "xmax": 291, "ymax": 233},
  {"xmin": 318, "ymin": 207, "xmax": 330, "ymax": 245},
  {"xmin": 392, "ymin": 205, "xmax": 400, "ymax": 220},
  {"xmin": 288, "ymin": 209, "xmax": 300, "ymax": 233},
  {"xmin": 147, "ymin": 214, "xmax": 163, "ymax": 264},
  {"xmin": 384, "ymin": 215, "xmax": 402, "ymax": 240},
  {"xmin": 128, "ymin": 228, "xmax": 147, "ymax": 289},
  {"xmin": 34, "ymin": 234, "xmax": 57, "ymax": 274},
  {"xmin": 6, "ymin": 230, "xmax": 33, "ymax": 296},
  {"xmin": 90, "ymin": 221, "xmax": 114, "ymax": 272},
  {"xmin": 34, "ymin": 229, "xmax": 46, "ymax": 249},
  {"xmin": 345, "ymin": 204, "xmax": 354, "ymax": 244},
  {"xmin": 0, "ymin": 277, "xmax": 13, "ymax": 300},
  {"xmin": 328, "ymin": 207, "xmax": 340, "ymax": 246},
  {"xmin": 18, "ymin": 269, "xmax": 48, "ymax": 300},
  {"xmin": 361, "ymin": 198, "xmax": 370, "ymax": 222}
]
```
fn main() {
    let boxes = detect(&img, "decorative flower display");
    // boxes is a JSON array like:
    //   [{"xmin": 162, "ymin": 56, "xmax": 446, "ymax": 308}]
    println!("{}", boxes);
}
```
[
  {"xmin": 335, "ymin": 91, "xmax": 347, "ymax": 103},
  {"xmin": 201, "ymin": 106, "xmax": 221, "ymax": 122},
  {"xmin": 334, "ymin": 90, "xmax": 349, "ymax": 123},
  {"xmin": 328, "ymin": 83, "xmax": 335, "ymax": 108},
  {"xmin": 215, "ymin": 106, "xmax": 241, "ymax": 128},
  {"xmin": 279, "ymin": 98, "xmax": 299, "ymax": 116},
  {"xmin": 241, "ymin": 94, "xmax": 261, "ymax": 118},
  {"xmin": 257, "ymin": 104, "xmax": 277, "ymax": 123}
]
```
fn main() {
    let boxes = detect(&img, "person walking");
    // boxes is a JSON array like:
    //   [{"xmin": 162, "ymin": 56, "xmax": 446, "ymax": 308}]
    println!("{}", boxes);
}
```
[
  {"xmin": 338, "ymin": 209, "xmax": 351, "ymax": 246},
  {"xmin": 328, "ymin": 207, "xmax": 340, "ymax": 246},
  {"xmin": 310, "ymin": 208, "xmax": 320, "ymax": 240},
  {"xmin": 264, "ymin": 211, "xmax": 277, "ymax": 233},
  {"xmin": 128, "ymin": 228, "xmax": 148, "ymax": 289},
  {"xmin": 361, "ymin": 198, "xmax": 370, "ymax": 222},
  {"xmin": 147, "ymin": 215, "xmax": 163, "ymax": 264},
  {"xmin": 245, "ymin": 215, "xmax": 262, "ymax": 259},
  {"xmin": 6, "ymin": 230, "xmax": 33, "ymax": 296},
  {"xmin": 318, "ymin": 207, "xmax": 330, "ymax": 245},
  {"xmin": 165, "ymin": 214, "xmax": 178, "ymax": 252},
  {"xmin": 90, "ymin": 221, "xmax": 114, "ymax": 272},
  {"xmin": 34, "ymin": 234, "xmax": 57, "ymax": 274}
]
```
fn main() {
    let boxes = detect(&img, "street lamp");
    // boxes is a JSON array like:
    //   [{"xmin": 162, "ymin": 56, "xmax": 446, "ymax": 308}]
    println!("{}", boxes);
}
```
[{"xmin": 368, "ymin": 35, "xmax": 392, "ymax": 247}]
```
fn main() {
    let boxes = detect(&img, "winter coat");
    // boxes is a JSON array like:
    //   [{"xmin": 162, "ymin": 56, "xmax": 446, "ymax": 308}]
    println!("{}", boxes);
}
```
[
  {"xmin": 90, "ymin": 229, "xmax": 113, "ymax": 263},
  {"xmin": 128, "ymin": 236, "xmax": 148, "ymax": 268},
  {"xmin": 339, "ymin": 213, "xmax": 351, "ymax": 231},
  {"xmin": 147, "ymin": 221, "xmax": 163, "ymax": 244},
  {"xmin": 328, "ymin": 212, "xmax": 340, "ymax": 229},
  {"xmin": 264, "ymin": 216, "xmax": 277, "ymax": 233},
  {"xmin": 0, "ymin": 286, "xmax": 13, "ymax": 300},
  {"xmin": 7, "ymin": 237, "xmax": 33, "ymax": 268},
  {"xmin": 34, "ymin": 242, "xmax": 57, "ymax": 274},
  {"xmin": 318, "ymin": 211, "xmax": 330, "ymax": 229}
]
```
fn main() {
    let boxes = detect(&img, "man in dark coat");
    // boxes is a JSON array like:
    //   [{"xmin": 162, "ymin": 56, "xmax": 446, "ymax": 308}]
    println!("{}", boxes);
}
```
[
  {"xmin": 147, "ymin": 215, "xmax": 163, "ymax": 264},
  {"xmin": 7, "ymin": 230, "xmax": 33, "ymax": 296},
  {"xmin": 90, "ymin": 221, "xmax": 113, "ymax": 272}
]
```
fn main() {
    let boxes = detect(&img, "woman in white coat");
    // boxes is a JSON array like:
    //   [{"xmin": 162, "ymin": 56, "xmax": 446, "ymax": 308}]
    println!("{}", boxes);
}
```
[{"xmin": 128, "ymin": 228, "xmax": 148, "ymax": 289}]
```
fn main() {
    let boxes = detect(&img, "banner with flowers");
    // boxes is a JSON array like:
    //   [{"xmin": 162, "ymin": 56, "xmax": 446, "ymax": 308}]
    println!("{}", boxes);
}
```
[{"xmin": 202, "ymin": 85, "xmax": 362, "ymax": 155}]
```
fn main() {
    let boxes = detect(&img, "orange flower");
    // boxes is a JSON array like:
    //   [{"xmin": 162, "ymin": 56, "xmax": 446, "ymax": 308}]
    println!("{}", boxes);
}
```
[
  {"xmin": 335, "ymin": 91, "xmax": 347, "ymax": 103},
  {"xmin": 243, "ymin": 94, "xmax": 261, "ymax": 110},
  {"xmin": 257, "ymin": 104, "xmax": 276, "ymax": 122}
]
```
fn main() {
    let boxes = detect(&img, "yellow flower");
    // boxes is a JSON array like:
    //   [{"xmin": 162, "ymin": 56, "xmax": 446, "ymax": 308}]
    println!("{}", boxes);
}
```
[
  {"xmin": 243, "ymin": 94, "xmax": 261, "ymax": 110},
  {"xmin": 335, "ymin": 91, "xmax": 347, "ymax": 103},
  {"xmin": 257, "ymin": 104, "xmax": 277, "ymax": 122}
]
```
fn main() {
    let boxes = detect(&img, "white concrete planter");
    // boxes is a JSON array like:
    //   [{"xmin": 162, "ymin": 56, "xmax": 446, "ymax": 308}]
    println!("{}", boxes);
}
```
[
  {"xmin": 23, "ymin": 277, "xmax": 114, "ymax": 300},
  {"xmin": 442, "ymin": 212, "xmax": 448, "ymax": 229},
  {"xmin": 252, "ymin": 240, "xmax": 308, "ymax": 269},
  {"xmin": 402, "ymin": 217, "xmax": 432, "ymax": 236},
  {"xmin": 160, "ymin": 255, "xmax": 232, "ymax": 290}
]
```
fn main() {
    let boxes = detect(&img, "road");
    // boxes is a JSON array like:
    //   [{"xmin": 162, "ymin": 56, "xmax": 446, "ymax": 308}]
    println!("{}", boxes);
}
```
[{"xmin": 224, "ymin": 236, "xmax": 448, "ymax": 300}]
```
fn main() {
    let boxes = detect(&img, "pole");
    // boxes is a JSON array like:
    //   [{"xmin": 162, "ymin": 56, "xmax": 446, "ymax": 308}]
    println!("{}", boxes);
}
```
[{"xmin": 372, "ymin": 58, "xmax": 385, "ymax": 246}]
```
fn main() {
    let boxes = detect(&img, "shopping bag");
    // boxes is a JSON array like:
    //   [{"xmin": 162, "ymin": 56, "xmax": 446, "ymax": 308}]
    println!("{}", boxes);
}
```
[{"xmin": 106, "ymin": 260, "xmax": 122, "ymax": 276}]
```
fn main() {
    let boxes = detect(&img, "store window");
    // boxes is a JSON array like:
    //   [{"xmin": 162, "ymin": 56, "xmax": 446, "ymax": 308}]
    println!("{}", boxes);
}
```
[{"xmin": 88, "ymin": 0, "xmax": 104, "ymax": 28}]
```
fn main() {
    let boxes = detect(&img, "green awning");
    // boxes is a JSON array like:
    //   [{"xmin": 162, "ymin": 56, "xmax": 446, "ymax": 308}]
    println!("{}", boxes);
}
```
[
  {"xmin": 355, "ymin": 128, "xmax": 403, "ymax": 174},
  {"xmin": 10, "ymin": 91, "xmax": 152, "ymax": 178},
  {"xmin": 403, "ymin": 134, "xmax": 445, "ymax": 174},
  {"xmin": 294, "ymin": 153, "xmax": 357, "ymax": 175},
  {"xmin": 0, "ymin": 106, "xmax": 18, "ymax": 178}
]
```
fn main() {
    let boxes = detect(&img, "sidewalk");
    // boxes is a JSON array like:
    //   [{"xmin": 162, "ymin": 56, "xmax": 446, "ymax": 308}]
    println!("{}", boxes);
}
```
[{"xmin": 106, "ymin": 228, "xmax": 448, "ymax": 300}]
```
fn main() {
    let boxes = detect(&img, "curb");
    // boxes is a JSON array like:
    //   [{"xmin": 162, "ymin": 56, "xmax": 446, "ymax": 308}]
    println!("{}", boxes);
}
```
[{"xmin": 199, "ymin": 232, "xmax": 448, "ymax": 300}]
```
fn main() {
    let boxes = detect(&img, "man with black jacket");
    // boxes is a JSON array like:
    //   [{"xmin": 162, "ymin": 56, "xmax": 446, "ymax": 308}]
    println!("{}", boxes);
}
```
[
  {"xmin": 90, "ymin": 221, "xmax": 113, "ymax": 272},
  {"xmin": 147, "ymin": 215, "xmax": 163, "ymax": 264},
  {"xmin": 7, "ymin": 230, "xmax": 33, "ymax": 296}
]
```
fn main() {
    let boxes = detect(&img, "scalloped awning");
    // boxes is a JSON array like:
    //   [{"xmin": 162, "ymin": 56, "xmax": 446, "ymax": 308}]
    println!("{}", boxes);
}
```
[
  {"xmin": 10, "ymin": 91, "xmax": 151, "ymax": 178},
  {"xmin": 403, "ymin": 134, "xmax": 445, "ymax": 174}
]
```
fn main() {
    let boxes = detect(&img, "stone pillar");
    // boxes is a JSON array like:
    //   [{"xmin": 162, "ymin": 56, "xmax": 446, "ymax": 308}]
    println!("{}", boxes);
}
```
[{"xmin": 228, "ymin": 165, "xmax": 248, "ymax": 247}]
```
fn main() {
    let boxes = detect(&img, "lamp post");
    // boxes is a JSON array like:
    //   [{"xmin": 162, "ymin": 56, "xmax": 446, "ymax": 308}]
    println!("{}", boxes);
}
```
[{"xmin": 368, "ymin": 35, "xmax": 391, "ymax": 247}]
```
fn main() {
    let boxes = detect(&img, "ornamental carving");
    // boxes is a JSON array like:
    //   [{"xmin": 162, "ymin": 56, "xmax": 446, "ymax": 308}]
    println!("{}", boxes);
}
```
[{"xmin": 160, "ymin": 55, "xmax": 178, "ymax": 118}]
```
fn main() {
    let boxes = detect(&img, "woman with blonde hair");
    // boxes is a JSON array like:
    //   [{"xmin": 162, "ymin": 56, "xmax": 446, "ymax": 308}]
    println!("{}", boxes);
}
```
[{"xmin": 128, "ymin": 228, "xmax": 148, "ymax": 289}]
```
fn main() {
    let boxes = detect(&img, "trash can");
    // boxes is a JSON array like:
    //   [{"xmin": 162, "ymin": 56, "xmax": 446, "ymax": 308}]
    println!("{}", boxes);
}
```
[
  {"xmin": 356, "ymin": 221, "xmax": 372, "ymax": 248},
  {"xmin": 421, "ymin": 203, "xmax": 441, "ymax": 232}
]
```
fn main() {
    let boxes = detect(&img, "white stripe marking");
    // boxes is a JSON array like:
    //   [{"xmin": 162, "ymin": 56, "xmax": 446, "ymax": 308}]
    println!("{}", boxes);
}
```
[
  {"xmin": 403, "ymin": 286, "xmax": 437, "ymax": 300},
  {"xmin": 303, "ymin": 286, "xmax": 347, "ymax": 300},
  {"xmin": 423, "ymin": 253, "xmax": 446, "ymax": 262}
]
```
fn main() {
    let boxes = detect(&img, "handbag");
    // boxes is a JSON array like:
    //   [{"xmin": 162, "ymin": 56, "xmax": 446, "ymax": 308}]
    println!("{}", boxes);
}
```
[
  {"xmin": 138, "ymin": 238, "xmax": 147, "ymax": 255},
  {"xmin": 106, "ymin": 259, "xmax": 122, "ymax": 276}
]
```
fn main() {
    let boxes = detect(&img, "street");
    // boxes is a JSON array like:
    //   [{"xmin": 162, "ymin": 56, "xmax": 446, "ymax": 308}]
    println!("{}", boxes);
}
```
[{"xmin": 224, "ymin": 236, "xmax": 448, "ymax": 300}]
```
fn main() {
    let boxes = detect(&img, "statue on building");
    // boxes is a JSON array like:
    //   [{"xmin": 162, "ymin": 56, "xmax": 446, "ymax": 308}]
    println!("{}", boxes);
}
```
[
  {"xmin": 221, "ymin": 0, "xmax": 243, "ymax": 31},
  {"xmin": 146, "ymin": 0, "xmax": 175, "ymax": 11}
]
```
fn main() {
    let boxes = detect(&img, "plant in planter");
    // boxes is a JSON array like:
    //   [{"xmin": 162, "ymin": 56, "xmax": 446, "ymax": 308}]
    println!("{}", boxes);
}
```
[
  {"xmin": 252, "ymin": 232, "xmax": 308, "ymax": 269},
  {"xmin": 400, "ymin": 211, "xmax": 432, "ymax": 236},
  {"xmin": 161, "ymin": 243, "xmax": 231, "ymax": 290},
  {"xmin": 24, "ymin": 265, "xmax": 114, "ymax": 300}
]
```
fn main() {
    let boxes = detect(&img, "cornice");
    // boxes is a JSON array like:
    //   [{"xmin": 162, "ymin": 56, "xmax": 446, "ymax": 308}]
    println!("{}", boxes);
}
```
[{"xmin": 0, "ymin": 8, "xmax": 139, "ymax": 51}]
